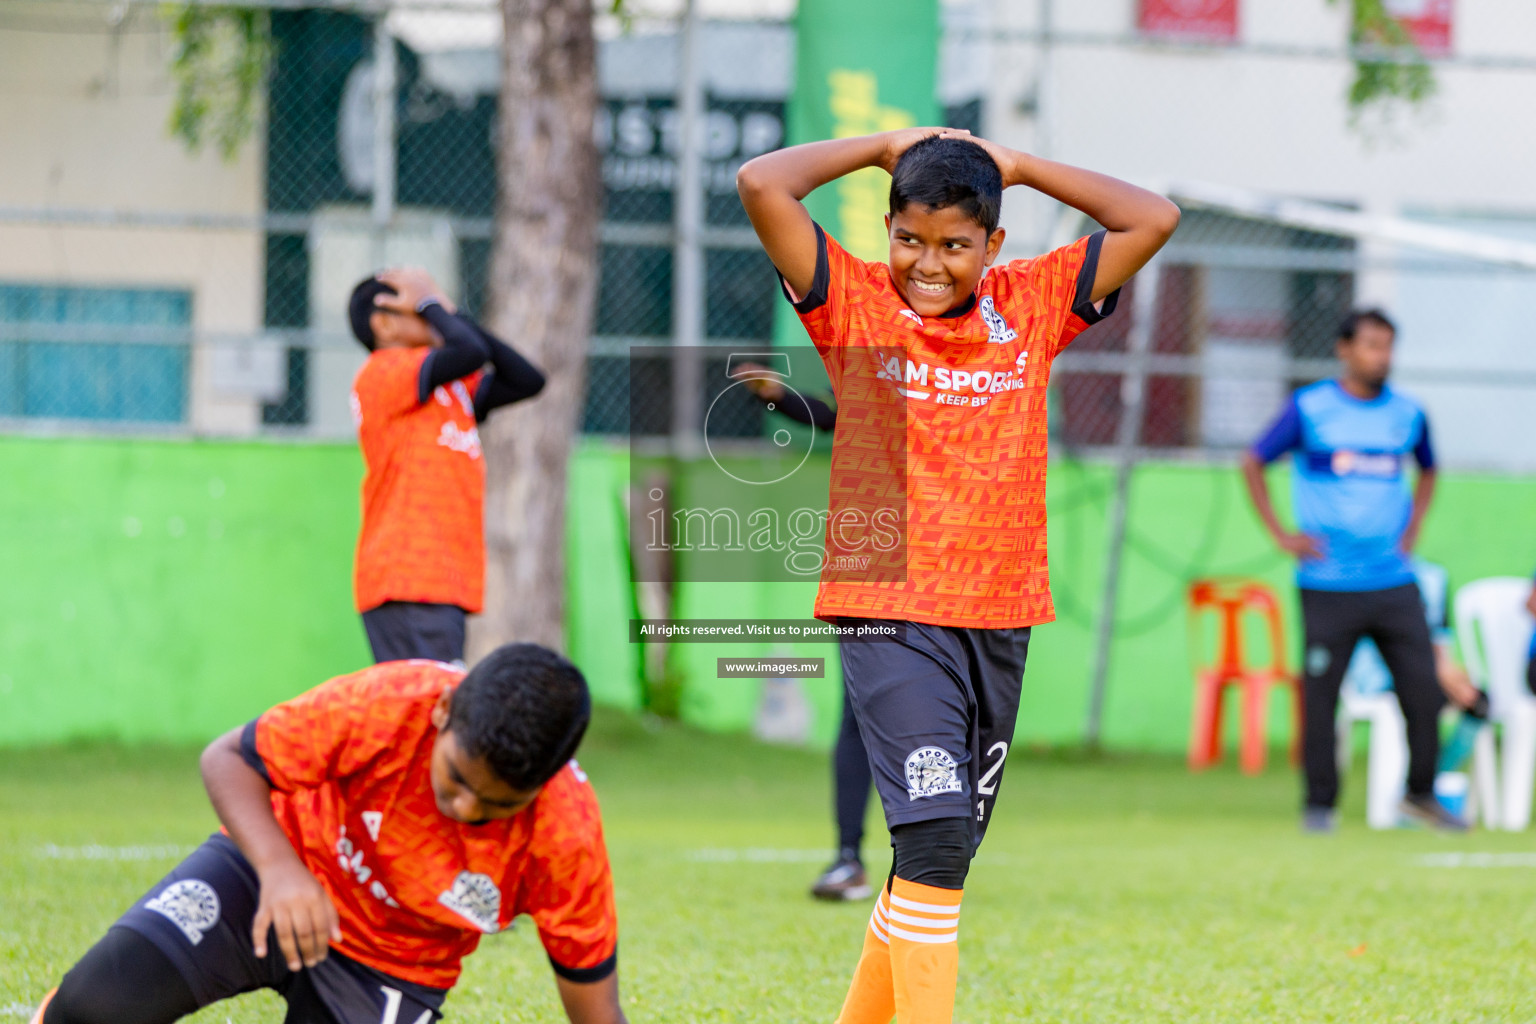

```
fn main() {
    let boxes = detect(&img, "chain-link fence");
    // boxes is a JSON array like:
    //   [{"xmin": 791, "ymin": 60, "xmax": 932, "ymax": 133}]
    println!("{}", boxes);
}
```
[
  {"xmin": 6, "ymin": 1, "xmax": 1534, "ymax": 454},
  {"xmin": 0, "ymin": 2, "xmax": 991, "ymax": 441},
  {"xmin": 7, "ymin": 0, "xmax": 1536, "ymax": 749}
]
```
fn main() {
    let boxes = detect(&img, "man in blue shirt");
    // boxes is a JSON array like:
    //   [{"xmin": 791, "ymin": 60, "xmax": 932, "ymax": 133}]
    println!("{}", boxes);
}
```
[{"xmin": 1242, "ymin": 309, "xmax": 1465, "ymax": 832}]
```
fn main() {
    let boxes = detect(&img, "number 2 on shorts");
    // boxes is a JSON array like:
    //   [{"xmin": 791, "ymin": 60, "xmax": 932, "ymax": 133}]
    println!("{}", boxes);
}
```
[{"xmin": 975, "ymin": 741, "xmax": 1009, "ymax": 819}]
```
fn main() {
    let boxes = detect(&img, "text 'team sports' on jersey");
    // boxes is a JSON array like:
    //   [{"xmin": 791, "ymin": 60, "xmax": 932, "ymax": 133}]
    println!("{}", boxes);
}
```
[
  {"xmin": 351, "ymin": 348, "xmax": 486, "ymax": 614},
  {"xmin": 1252, "ymin": 379, "xmax": 1435, "ymax": 593},
  {"xmin": 239, "ymin": 661, "xmax": 617, "ymax": 990},
  {"xmin": 785, "ymin": 225, "xmax": 1118, "ymax": 629}
]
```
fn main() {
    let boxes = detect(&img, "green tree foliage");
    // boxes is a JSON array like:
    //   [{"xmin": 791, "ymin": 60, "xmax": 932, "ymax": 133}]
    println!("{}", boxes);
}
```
[
  {"xmin": 164, "ymin": 5, "xmax": 272, "ymax": 161},
  {"xmin": 1332, "ymin": 0, "xmax": 1437, "ymax": 122}
]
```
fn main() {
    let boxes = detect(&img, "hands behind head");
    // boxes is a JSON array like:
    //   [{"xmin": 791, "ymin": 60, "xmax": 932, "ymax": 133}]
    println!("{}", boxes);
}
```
[
  {"xmin": 878, "ymin": 127, "xmax": 1019, "ymax": 184},
  {"xmin": 374, "ymin": 268, "xmax": 456, "ymax": 317},
  {"xmin": 879, "ymin": 127, "xmax": 965, "ymax": 174},
  {"xmin": 730, "ymin": 363, "xmax": 786, "ymax": 402}
]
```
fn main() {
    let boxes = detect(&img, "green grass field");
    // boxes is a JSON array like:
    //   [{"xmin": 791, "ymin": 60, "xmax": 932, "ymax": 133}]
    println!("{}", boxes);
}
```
[{"xmin": 4, "ymin": 712, "xmax": 1536, "ymax": 1023}]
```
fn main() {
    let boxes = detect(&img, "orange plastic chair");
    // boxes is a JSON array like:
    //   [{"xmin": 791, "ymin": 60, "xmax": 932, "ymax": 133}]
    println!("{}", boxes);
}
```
[{"xmin": 1186, "ymin": 579, "xmax": 1302, "ymax": 775}]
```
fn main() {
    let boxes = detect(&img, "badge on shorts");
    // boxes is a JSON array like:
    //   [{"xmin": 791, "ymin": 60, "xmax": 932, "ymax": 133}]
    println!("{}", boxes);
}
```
[
  {"xmin": 145, "ymin": 879, "xmax": 221, "ymax": 946},
  {"xmin": 1306, "ymin": 644, "xmax": 1332, "ymax": 677},
  {"xmin": 905, "ymin": 746, "xmax": 963, "ymax": 801},
  {"xmin": 438, "ymin": 871, "xmax": 502, "ymax": 933}
]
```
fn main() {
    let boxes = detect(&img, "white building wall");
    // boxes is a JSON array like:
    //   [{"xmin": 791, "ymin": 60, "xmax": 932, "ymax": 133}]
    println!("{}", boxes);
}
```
[
  {"xmin": 982, "ymin": 0, "xmax": 1536, "ymax": 469},
  {"xmin": 0, "ymin": 4, "xmax": 265, "ymax": 435}
]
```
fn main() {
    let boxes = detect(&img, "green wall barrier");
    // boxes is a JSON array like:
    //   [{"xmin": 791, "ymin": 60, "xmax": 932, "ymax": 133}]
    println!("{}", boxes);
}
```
[
  {"xmin": 664, "ymin": 457, "xmax": 1536, "ymax": 754},
  {"xmin": 2, "ymin": 434, "xmax": 1532, "ymax": 752},
  {"xmin": 0, "ymin": 436, "xmax": 642, "ymax": 746},
  {"xmin": 0, "ymin": 436, "xmax": 368, "ymax": 745}
]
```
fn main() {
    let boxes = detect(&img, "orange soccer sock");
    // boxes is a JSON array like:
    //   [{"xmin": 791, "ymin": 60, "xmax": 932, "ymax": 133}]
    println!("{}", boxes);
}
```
[
  {"xmin": 834, "ymin": 885, "xmax": 897, "ymax": 1024},
  {"xmin": 886, "ymin": 878, "xmax": 962, "ymax": 1024}
]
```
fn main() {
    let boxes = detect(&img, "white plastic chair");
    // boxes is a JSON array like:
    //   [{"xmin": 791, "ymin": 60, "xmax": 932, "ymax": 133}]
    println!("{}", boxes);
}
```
[
  {"xmin": 1456, "ymin": 577, "xmax": 1536, "ymax": 831},
  {"xmin": 1336, "ymin": 684, "xmax": 1408, "ymax": 829},
  {"xmin": 1336, "ymin": 679, "xmax": 1500, "ymax": 829},
  {"xmin": 1336, "ymin": 559, "xmax": 1499, "ymax": 829}
]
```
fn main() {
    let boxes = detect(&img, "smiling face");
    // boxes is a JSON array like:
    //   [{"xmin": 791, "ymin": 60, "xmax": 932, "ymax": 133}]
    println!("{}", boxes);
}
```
[
  {"xmin": 428, "ymin": 691, "xmax": 541, "ymax": 826},
  {"xmin": 886, "ymin": 204, "xmax": 1005, "ymax": 318}
]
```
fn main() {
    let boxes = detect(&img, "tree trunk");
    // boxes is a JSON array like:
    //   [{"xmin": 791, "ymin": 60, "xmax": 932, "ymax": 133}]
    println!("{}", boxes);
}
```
[{"xmin": 472, "ymin": 0, "xmax": 599, "ymax": 657}]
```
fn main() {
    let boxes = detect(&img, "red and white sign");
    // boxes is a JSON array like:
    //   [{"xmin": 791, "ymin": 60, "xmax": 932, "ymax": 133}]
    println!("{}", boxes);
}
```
[
  {"xmin": 1138, "ymin": 0, "xmax": 1239, "ymax": 41},
  {"xmin": 1383, "ymin": 0, "xmax": 1453, "ymax": 56}
]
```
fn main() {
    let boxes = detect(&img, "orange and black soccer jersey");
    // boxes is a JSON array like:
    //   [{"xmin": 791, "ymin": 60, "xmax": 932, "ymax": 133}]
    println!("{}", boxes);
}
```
[
  {"xmin": 787, "ymin": 225, "xmax": 1119, "ymax": 629},
  {"xmin": 351, "ymin": 348, "xmax": 486, "ymax": 613},
  {"xmin": 239, "ymin": 661, "xmax": 617, "ymax": 990}
]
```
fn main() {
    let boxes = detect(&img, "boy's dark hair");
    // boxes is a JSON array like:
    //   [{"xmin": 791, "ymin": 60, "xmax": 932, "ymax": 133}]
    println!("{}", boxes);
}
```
[
  {"xmin": 348, "ymin": 276, "xmax": 397, "ymax": 351},
  {"xmin": 889, "ymin": 136, "xmax": 1003, "ymax": 235},
  {"xmin": 447, "ymin": 643, "xmax": 592, "ymax": 791},
  {"xmin": 1339, "ymin": 308, "xmax": 1396, "ymax": 343}
]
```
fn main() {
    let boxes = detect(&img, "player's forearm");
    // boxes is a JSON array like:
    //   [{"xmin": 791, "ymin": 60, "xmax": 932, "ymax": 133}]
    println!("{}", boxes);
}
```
[
  {"xmin": 1005, "ymin": 152, "xmax": 1179, "ymax": 236},
  {"xmin": 482, "ymin": 331, "xmax": 546, "ymax": 400},
  {"xmin": 200, "ymin": 730, "xmax": 304, "ymax": 875},
  {"xmin": 1404, "ymin": 469, "xmax": 1436, "ymax": 547},
  {"xmin": 737, "ymin": 134, "xmax": 889, "ymax": 204},
  {"xmin": 1240, "ymin": 454, "xmax": 1287, "ymax": 542}
]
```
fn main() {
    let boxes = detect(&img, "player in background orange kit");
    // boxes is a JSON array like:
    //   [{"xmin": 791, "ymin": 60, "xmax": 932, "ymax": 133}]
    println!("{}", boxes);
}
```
[
  {"xmin": 29, "ymin": 645, "xmax": 626, "ymax": 1024},
  {"xmin": 349, "ymin": 268, "xmax": 546, "ymax": 665},
  {"xmin": 737, "ymin": 129, "xmax": 1178, "ymax": 1024}
]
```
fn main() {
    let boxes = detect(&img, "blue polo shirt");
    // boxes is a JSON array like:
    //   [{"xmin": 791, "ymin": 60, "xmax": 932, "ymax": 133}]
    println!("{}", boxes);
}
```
[{"xmin": 1252, "ymin": 380, "xmax": 1435, "ymax": 593}]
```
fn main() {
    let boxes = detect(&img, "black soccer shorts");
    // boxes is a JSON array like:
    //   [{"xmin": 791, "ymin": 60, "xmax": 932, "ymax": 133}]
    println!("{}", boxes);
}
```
[
  {"xmin": 108, "ymin": 833, "xmax": 447, "ymax": 1024},
  {"xmin": 360, "ymin": 601, "xmax": 467, "ymax": 666},
  {"xmin": 837, "ymin": 618, "xmax": 1030, "ymax": 851}
]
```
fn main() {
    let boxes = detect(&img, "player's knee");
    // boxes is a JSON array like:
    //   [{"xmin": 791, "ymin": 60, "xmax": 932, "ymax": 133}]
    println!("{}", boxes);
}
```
[{"xmin": 891, "ymin": 816, "xmax": 971, "ymax": 890}]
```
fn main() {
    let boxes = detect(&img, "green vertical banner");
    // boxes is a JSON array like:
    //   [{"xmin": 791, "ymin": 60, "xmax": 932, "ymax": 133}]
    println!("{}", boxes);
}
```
[{"xmin": 777, "ymin": 0, "xmax": 941, "ymax": 293}]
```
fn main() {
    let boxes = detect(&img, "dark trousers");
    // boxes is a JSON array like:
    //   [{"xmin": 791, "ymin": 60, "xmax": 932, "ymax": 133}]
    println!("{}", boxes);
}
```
[
  {"xmin": 360, "ymin": 601, "xmax": 467, "ymax": 665},
  {"xmin": 1300, "ymin": 582, "xmax": 1444, "ymax": 809},
  {"xmin": 833, "ymin": 685, "xmax": 873, "ymax": 859}
]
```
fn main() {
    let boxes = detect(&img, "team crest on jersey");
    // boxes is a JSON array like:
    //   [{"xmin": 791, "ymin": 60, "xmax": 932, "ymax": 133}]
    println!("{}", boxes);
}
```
[
  {"xmin": 905, "ymin": 746, "xmax": 963, "ymax": 800},
  {"xmin": 146, "ymin": 879, "xmax": 221, "ymax": 945},
  {"xmin": 438, "ymin": 871, "xmax": 502, "ymax": 933},
  {"xmin": 898, "ymin": 309, "xmax": 924, "ymax": 326},
  {"xmin": 980, "ymin": 297, "xmax": 1018, "ymax": 345}
]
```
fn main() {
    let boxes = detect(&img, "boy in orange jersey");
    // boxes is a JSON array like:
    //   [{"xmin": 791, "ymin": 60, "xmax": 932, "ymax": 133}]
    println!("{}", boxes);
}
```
[
  {"xmin": 30, "ymin": 645, "xmax": 625, "ymax": 1024},
  {"xmin": 737, "ymin": 130, "xmax": 1178, "ymax": 1023},
  {"xmin": 349, "ymin": 268, "xmax": 546, "ymax": 665}
]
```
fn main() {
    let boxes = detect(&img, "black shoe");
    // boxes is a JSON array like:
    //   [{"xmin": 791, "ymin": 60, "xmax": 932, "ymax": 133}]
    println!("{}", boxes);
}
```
[
  {"xmin": 811, "ymin": 857, "xmax": 872, "ymax": 901},
  {"xmin": 1399, "ymin": 793, "xmax": 1470, "ymax": 832},
  {"xmin": 1302, "ymin": 806, "xmax": 1337, "ymax": 834}
]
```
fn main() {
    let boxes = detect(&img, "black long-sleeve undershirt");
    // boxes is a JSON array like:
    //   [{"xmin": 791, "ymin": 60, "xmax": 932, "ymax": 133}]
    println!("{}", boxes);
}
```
[
  {"xmin": 416, "ymin": 302, "xmax": 546, "ymax": 421},
  {"xmin": 761, "ymin": 388, "xmax": 836, "ymax": 430}
]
